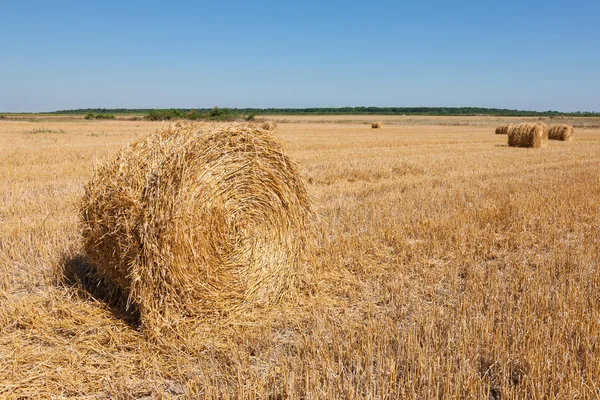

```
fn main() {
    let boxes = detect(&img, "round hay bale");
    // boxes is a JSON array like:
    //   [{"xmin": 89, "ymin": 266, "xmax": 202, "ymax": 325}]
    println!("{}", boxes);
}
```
[
  {"xmin": 508, "ymin": 123, "xmax": 548, "ymax": 148},
  {"xmin": 261, "ymin": 121, "xmax": 278, "ymax": 131},
  {"xmin": 371, "ymin": 121, "xmax": 383, "ymax": 129},
  {"xmin": 548, "ymin": 124, "xmax": 574, "ymax": 141},
  {"xmin": 80, "ymin": 122, "xmax": 313, "ymax": 332},
  {"xmin": 495, "ymin": 123, "xmax": 514, "ymax": 135}
]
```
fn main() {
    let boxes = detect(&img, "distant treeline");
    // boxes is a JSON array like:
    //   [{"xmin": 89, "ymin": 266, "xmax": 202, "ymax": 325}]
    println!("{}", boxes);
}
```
[
  {"xmin": 145, "ymin": 107, "xmax": 254, "ymax": 121},
  {"xmin": 44, "ymin": 107, "xmax": 600, "ymax": 117}
]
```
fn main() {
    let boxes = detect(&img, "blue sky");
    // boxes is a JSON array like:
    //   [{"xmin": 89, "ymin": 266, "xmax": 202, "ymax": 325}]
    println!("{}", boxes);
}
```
[{"xmin": 1, "ymin": 0, "xmax": 598, "ymax": 112}]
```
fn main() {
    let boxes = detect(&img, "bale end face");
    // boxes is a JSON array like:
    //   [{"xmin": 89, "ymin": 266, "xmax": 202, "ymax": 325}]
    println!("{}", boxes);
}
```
[{"xmin": 80, "ymin": 122, "xmax": 313, "ymax": 333}]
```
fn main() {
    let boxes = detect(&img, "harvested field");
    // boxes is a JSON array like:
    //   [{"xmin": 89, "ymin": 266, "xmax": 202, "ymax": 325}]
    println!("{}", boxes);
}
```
[
  {"xmin": 1, "ymin": 117, "xmax": 600, "ymax": 398},
  {"xmin": 259, "ymin": 114, "xmax": 600, "ymax": 128}
]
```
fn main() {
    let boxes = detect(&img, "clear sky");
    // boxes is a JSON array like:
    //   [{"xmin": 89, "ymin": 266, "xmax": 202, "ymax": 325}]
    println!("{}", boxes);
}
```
[{"xmin": 1, "ymin": 0, "xmax": 598, "ymax": 112}]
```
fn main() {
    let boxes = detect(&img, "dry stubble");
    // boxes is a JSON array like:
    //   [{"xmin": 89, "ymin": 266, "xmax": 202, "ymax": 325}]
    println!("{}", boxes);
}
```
[{"xmin": 1, "ymin": 118, "xmax": 600, "ymax": 398}]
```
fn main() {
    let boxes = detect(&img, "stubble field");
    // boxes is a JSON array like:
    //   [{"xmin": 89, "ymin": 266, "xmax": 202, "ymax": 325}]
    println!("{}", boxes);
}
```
[{"xmin": 1, "ymin": 116, "xmax": 599, "ymax": 398}]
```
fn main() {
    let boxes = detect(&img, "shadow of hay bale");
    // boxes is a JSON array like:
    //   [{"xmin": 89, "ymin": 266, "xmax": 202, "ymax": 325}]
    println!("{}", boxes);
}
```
[{"xmin": 59, "ymin": 253, "xmax": 141, "ymax": 329}]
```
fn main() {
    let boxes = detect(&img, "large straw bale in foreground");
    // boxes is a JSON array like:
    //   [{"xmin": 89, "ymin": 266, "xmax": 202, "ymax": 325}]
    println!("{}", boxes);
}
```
[
  {"xmin": 508, "ymin": 123, "xmax": 548, "ymax": 148},
  {"xmin": 80, "ymin": 122, "xmax": 313, "ymax": 331},
  {"xmin": 495, "ymin": 124, "xmax": 514, "ymax": 135},
  {"xmin": 548, "ymin": 124, "xmax": 574, "ymax": 141},
  {"xmin": 372, "ymin": 122, "xmax": 383, "ymax": 129}
]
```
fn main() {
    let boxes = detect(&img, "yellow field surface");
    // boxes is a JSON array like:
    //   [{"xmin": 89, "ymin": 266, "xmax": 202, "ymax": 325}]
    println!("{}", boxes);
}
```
[
  {"xmin": 1, "ymin": 118, "xmax": 599, "ymax": 398},
  {"xmin": 260, "ymin": 114, "xmax": 600, "ymax": 128}
]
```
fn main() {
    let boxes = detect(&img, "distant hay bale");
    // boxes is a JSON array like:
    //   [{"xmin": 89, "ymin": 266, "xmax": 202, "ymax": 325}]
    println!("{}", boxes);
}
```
[
  {"xmin": 80, "ymin": 122, "xmax": 313, "ymax": 332},
  {"xmin": 548, "ymin": 124, "xmax": 574, "ymax": 141},
  {"xmin": 495, "ymin": 124, "xmax": 514, "ymax": 135},
  {"xmin": 371, "ymin": 122, "xmax": 383, "ymax": 129},
  {"xmin": 508, "ymin": 123, "xmax": 548, "ymax": 148},
  {"xmin": 261, "ymin": 121, "xmax": 278, "ymax": 131}
]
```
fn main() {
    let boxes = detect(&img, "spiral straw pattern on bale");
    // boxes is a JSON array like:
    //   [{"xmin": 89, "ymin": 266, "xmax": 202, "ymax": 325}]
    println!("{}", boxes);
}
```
[
  {"xmin": 80, "ymin": 122, "xmax": 313, "ymax": 332},
  {"xmin": 548, "ymin": 124, "xmax": 574, "ymax": 141},
  {"xmin": 372, "ymin": 122, "xmax": 383, "ymax": 129},
  {"xmin": 508, "ymin": 123, "xmax": 548, "ymax": 148},
  {"xmin": 495, "ymin": 124, "xmax": 514, "ymax": 135}
]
